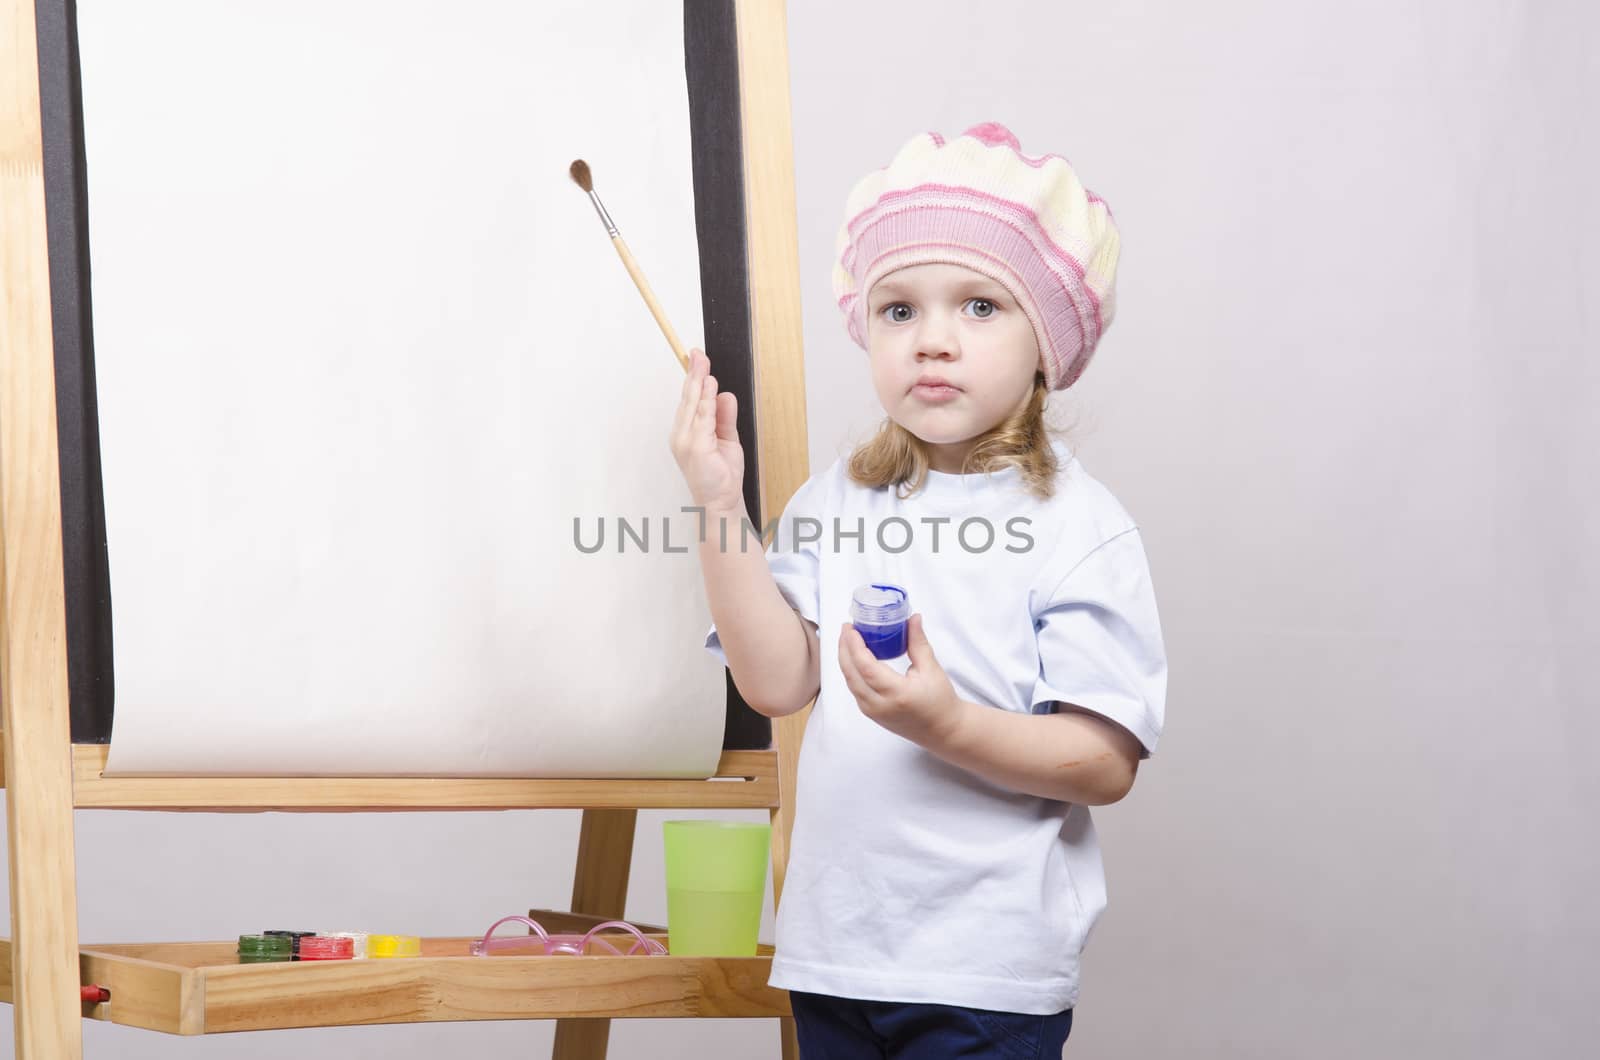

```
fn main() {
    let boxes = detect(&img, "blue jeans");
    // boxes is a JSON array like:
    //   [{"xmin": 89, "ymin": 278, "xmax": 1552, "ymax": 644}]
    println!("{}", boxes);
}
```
[{"xmin": 788, "ymin": 989, "xmax": 1074, "ymax": 1059}]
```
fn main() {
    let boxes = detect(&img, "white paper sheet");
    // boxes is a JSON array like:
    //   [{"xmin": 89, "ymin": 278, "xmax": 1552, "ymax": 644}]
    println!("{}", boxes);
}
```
[{"xmin": 82, "ymin": 1, "xmax": 729, "ymax": 777}]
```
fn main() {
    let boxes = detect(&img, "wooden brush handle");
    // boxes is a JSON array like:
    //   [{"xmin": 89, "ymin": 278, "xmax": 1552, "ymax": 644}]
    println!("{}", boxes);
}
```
[{"xmin": 611, "ymin": 236, "xmax": 692, "ymax": 373}]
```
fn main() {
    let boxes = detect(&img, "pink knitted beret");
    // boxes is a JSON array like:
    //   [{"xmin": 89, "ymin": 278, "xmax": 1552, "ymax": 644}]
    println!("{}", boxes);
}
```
[{"xmin": 832, "ymin": 121, "xmax": 1120, "ymax": 391}]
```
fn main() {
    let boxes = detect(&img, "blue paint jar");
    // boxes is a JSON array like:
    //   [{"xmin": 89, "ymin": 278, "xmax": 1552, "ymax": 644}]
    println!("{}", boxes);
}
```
[{"xmin": 849, "ymin": 583, "xmax": 911, "ymax": 660}]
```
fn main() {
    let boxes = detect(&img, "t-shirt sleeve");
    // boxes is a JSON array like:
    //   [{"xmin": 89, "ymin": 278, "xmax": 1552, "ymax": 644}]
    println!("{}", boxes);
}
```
[
  {"xmin": 703, "ymin": 472, "xmax": 826, "ymax": 668},
  {"xmin": 1029, "ymin": 528, "xmax": 1167, "ymax": 759}
]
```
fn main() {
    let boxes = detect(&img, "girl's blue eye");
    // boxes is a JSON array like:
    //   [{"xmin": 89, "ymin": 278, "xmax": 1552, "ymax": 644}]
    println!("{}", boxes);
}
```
[{"xmin": 877, "ymin": 299, "xmax": 997, "ymax": 322}]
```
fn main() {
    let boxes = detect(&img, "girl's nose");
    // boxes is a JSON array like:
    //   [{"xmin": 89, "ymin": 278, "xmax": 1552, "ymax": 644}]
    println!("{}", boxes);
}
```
[{"xmin": 914, "ymin": 312, "xmax": 960, "ymax": 360}]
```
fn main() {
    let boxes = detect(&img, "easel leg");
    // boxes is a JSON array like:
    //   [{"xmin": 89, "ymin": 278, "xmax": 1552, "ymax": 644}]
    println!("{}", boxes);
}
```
[
  {"xmin": 551, "ymin": 807, "xmax": 637, "ymax": 1060},
  {"xmin": 0, "ymin": 730, "xmax": 82, "ymax": 1060},
  {"xmin": 1, "ymin": 0, "xmax": 88, "ymax": 1047},
  {"xmin": 771, "ymin": 711, "xmax": 807, "ymax": 1058}
]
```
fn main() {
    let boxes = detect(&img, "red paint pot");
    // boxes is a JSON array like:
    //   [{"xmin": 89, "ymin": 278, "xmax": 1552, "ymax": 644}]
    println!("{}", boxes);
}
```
[{"xmin": 298, "ymin": 935, "xmax": 355, "ymax": 961}]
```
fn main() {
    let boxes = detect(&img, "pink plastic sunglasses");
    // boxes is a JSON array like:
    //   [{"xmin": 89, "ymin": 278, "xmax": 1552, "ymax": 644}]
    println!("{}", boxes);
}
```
[{"xmin": 469, "ymin": 915, "xmax": 667, "ymax": 957}]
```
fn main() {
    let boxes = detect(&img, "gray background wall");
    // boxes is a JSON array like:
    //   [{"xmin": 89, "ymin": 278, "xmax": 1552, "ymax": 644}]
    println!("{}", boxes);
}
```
[{"xmin": 5, "ymin": 1, "xmax": 1595, "ymax": 1056}]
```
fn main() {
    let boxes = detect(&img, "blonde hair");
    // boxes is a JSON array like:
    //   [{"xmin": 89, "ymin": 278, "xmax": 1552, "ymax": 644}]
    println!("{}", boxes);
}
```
[{"xmin": 845, "ymin": 372, "xmax": 1069, "ymax": 501}]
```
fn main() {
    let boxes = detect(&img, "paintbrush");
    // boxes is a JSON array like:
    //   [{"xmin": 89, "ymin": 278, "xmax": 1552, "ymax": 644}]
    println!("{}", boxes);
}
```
[{"xmin": 569, "ymin": 159, "xmax": 693, "ymax": 374}]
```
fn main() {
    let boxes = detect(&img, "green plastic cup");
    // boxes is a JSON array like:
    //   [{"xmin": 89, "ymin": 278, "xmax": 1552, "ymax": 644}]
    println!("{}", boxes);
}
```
[{"xmin": 663, "ymin": 820, "xmax": 770, "ymax": 956}]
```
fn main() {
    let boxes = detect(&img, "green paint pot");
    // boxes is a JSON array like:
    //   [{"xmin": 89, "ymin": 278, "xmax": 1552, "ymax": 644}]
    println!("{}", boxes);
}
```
[{"xmin": 237, "ymin": 934, "xmax": 293, "ymax": 963}]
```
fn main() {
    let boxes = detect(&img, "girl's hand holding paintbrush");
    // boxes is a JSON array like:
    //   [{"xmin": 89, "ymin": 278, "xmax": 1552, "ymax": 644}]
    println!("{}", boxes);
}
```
[{"xmin": 670, "ymin": 347, "xmax": 745, "ymax": 515}]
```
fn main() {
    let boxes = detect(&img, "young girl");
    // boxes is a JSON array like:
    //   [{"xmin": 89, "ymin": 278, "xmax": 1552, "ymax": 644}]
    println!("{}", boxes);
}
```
[{"xmin": 670, "ymin": 121, "xmax": 1166, "ymax": 1057}]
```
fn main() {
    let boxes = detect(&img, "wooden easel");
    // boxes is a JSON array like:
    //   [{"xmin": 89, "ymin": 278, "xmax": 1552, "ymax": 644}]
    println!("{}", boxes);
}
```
[{"xmin": 0, "ymin": 0, "xmax": 812, "ymax": 1056}]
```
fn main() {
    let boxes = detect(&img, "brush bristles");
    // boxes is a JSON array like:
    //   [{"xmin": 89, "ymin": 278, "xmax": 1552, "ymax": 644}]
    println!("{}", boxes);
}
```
[{"xmin": 568, "ymin": 159, "xmax": 593, "ymax": 192}]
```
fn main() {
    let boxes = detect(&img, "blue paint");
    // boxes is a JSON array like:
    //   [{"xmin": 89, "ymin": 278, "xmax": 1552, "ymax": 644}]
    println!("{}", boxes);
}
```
[
  {"xmin": 850, "ymin": 583, "xmax": 911, "ymax": 660},
  {"xmin": 855, "ymin": 620, "xmax": 908, "ymax": 660}
]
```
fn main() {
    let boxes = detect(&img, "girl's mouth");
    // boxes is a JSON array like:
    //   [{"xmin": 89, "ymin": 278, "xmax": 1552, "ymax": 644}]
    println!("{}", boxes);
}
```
[{"xmin": 912, "ymin": 383, "xmax": 962, "ymax": 403}]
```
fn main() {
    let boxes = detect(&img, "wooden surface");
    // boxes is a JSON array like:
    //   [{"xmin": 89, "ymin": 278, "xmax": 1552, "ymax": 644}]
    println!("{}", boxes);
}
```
[
  {"xmin": 552, "ymin": 808, "xmax": 639, "ymax": 1058},
  {"xmin": 51, "ymin": 937, "xmax": 792, "ymax": 1034},
  {"xmin": 76, "ymin": 945, "xmax": 198, "ymax": 1035},
  {"xmin": 734, "ymin": 2, "xmax": 808, "ymax": 1055},
  {"xmin": 1, "ymin": 738, "xmax": 780, "ymax": 809},
  {"xmin": 1, "ymin": 0, "xmax": 88, "ymax": 1055}
]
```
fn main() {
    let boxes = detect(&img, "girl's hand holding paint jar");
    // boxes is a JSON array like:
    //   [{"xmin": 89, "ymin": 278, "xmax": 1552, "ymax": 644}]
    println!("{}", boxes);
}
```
[
  {"xmin": 839, "ymin": 595, "xmax": 963, "ymax": 749},
  {"xmin": 670, "ymin": 347, "xmax": 745, "ymax": 515}
]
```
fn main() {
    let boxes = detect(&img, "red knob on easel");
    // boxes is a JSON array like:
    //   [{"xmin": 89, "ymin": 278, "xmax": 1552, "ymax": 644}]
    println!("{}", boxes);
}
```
[{"xmin": 80, "ymin": 985, "xmax": 109, "ymax": 1004}]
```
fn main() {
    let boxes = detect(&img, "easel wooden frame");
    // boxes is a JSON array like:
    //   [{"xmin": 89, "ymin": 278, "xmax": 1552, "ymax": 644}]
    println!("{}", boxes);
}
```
[{"xmin": 0, "ymin": 0, "xmax": 811, "ymax": 1056}]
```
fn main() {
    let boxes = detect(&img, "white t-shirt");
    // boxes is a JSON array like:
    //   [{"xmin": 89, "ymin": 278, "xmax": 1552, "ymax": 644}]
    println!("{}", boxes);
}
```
[{"xmin": 704, "ymin": 438, "xmax": 1167, "ymax": 1014}]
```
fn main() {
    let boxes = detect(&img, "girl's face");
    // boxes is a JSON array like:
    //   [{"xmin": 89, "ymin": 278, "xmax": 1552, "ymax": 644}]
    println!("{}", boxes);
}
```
[{"xmin": 865, "ymin": 263, "xmax": 1040, "ymax": 474}]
